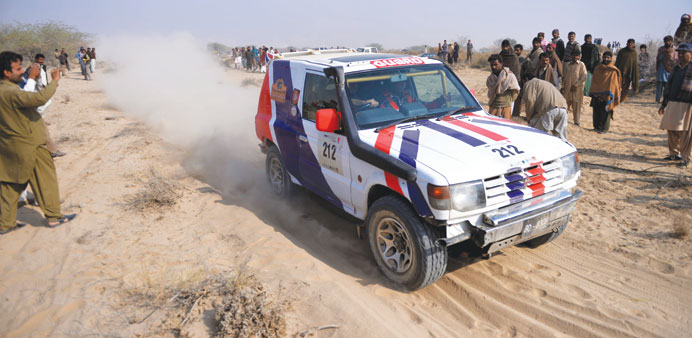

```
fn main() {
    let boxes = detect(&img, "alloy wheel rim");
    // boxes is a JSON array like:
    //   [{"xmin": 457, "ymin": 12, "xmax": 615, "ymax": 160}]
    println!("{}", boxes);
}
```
[{"xmin": 376, "ymin": 217, "xmax": 413, "ymax": 273}]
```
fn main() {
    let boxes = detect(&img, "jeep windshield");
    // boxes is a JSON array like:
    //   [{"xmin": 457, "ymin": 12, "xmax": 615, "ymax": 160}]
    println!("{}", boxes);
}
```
[{"xmin": 346, "ymin": 64, "xmax": 481, "ymax": 130}]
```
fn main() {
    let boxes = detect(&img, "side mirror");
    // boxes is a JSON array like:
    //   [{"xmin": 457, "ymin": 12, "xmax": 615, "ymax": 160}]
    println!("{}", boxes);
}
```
[{"xmin": 316, "ymin": 108, "xmax": 341, "ymax": 133}]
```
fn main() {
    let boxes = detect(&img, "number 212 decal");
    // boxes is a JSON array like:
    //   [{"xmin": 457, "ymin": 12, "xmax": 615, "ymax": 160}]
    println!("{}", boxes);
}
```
[
  {"xmin": 322, "ymin": 142, "xmax": 336, "ymax": 160},
  {"xmin": 492, "ymin": 145, "xmax": 524, "ymax": 158}
]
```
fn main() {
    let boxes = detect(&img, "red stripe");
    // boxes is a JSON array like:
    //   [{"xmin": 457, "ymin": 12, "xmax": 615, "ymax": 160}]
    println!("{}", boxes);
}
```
[
  {"xmin": 478, "ymin": 114, "xmax": 521, "ymax": 125},
  {"xmin": 375, "ymin": 126, "xmax": 403, "ymax": 195},
  {"xmin": 528, "ymin": 183, "xmax": 545, "ymax": 197},
  {"xmin": 441, "ymin": 117, "xmax": 507, "ymax": 141},
  {"xmin": 375, "ymin": 126, "xmax": 396, "ymax": 154},
  {"xmin": 527, "ymin": 167, "xmax": 546, "ymax": 176},
  {"xmin": 527, "ymin": 174, "xmax": 546, "ymax": 185},
  {"xmin": 385, "ymin": 172, "xmax": 404, "ymax": 195}
]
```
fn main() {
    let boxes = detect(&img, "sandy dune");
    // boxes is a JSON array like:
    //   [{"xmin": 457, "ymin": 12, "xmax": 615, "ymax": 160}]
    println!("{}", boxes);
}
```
[{"xmin": 0, "ymin": 63, "xmax": 690, "ymax": 338}]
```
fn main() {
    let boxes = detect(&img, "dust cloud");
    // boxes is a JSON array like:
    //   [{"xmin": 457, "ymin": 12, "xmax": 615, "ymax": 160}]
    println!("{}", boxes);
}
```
[{"xmin": 97, "ymin": 33, "xmax": 262, "ymax": 194}]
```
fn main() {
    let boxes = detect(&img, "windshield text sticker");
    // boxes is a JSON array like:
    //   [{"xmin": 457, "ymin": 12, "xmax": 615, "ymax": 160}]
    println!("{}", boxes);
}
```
[{"xmin": 371, "ymin": 57, "xmax": 425, "ymax": 68}]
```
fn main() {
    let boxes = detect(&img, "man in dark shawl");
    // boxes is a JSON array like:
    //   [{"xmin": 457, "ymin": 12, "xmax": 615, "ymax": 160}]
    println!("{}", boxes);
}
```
[
  {"xmin": 536, "ymin": 53, "xmax": 560, "ymax": 89},
  {"xmin": 674, "ymin": 14, "xmax": 692, "ymax": 45},
  {"xmin": 551, "ymin": 29, "xmax": 565, "ymax": 60},
  {"xmin": 590, "ymin": 51, "xmax": 622, "ymax": 133},
  {"xmin": 615, "ymin": 38, "xmax": 639, "ymax": 102},
  {"xmin": 658, "ymin": 43, "xmax": 692, "ymax": 168},
  {"xmin": 581, "ymin": 34, "xmax": 601, "ymax": 95},
  {"xmin": 499, "ymin": 39, "xmax": 520, "ymax": 76}
]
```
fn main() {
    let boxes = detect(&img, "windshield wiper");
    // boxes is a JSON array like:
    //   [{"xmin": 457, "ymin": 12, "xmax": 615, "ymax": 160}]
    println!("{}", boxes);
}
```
[
  {"xmin": 436, "ymin": 106, "xmax": 478, "ymax": 121},
  {"xmin": 374, "ymin": 113, "xmax": 438, "ymax": 133}
]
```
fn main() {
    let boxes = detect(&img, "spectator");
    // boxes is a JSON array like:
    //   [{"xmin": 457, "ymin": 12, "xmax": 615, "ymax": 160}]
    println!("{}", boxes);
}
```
[
  {"xmin": 658, "ymin": 42, "xmax": 692, "ymax": 168},
  {"xmin": 61, "ymin": 48, "xmax": 70, "ymax": 71},
  {"xmin": 442, "ymin": 39, "xmax": 448, "ymax": 60},
  {"xmin": 89, "ymin": 47, "xmax": 96, "ymax": 73},
  {"xmin": 581, "ymin": 34, "xmax": 600, "ymax": 96},
  {"xmin": 466, "ymin": 40, "xmax": 473, "ymax": 62},
  {"xmin": 638, "ymin": 44, "xmax": 651, "ymax": 80},
  {"xmin": 656, "ymin": 35, "xmax": 676, "ymax": 103},
  {"xmin": 522, "ymin": 74, "xmax": 569, "ymax": 140},
  {"xmin": 552, "ymin": 29, "xmax": 566, "ymax": 60},
  {"xmin": 538, "ymin": 32, "xmax": 548, "ymax": 52},
  {"xmin": 447, "ymin": 43, "xmax": 454, "ymax": 64},
  {"xmin": 514, "ymin": 44, "xmax": 525, "ymax": 64},
  {"xmin": 235, "ymin": 48, "xmax": 242, "ymax": 69},
  {"xmin": 499, "ymin": 39, "xmax": 520, "ymax": 77},
  {"xmin": 20, "ymin": 54, "xmax": 64, "ymax": 158},
  {"xmin": 546, "ymin": 43, "xmax": 563, "ymax": 80},
  {"xmin": 53, "ymin": 49, "xmax": 60, "ymax": 68},
  {"xmin": 0, "ymin": 51, "xmax": 77, "ymax": 234},
  {"xmin": 453, "ymin": 42, "xmax": 459, "ymax": 64},
  {"xmin": 536, "ymin": 53, "xmax": 560, "ymax": 88},
  {"xmin": 615, "ymin": 39, "xmax": 639, "ymax": 102},
  {"xmin": 563, "ymin": 31, "xmax": 581, "ymax": 62},
  {"xmin": 562, "ymin": 49, "xmax": 587, "ymax": 126},
  {"xmin": 674, "ymin": 14, "xmax": 692, "ymax": 45},
  {"xmin": 523, "ymin": 38, "xmax": 543, "ymax": 79},
  {"xmin": 486, "ymin": 54, "xmax": 520, "ymax": 120},
  {"xmin": 589, "ymin": 51, "xmax": 622, "ymax": 133},
  {"xmin": 512, "ymin": 43, "xmax": 525, "ymax": 117}
]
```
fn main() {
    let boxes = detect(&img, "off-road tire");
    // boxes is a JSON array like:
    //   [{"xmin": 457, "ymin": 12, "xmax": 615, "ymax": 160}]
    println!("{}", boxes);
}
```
[
  {"xmin": 265, "ymin": 146, "xmax": 295, "ymax": 198},
  {"xmin": 523, "ymin": 215, "xmax": 569, "ymax": 248},
  {"xmin": 366, "ymin": 195, "xmax": 447, "ymax": 290}
]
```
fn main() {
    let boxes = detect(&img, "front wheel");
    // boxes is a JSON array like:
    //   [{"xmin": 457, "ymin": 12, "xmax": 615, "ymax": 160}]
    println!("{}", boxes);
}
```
[{"xmin": 366, "ymin": 195, "xmax": 447, "ymax": 290}]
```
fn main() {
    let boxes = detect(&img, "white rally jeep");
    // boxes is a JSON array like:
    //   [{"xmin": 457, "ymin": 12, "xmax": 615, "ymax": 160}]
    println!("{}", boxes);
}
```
[{"xmin": 255, "ymin": 50, "xmax": 581, "ymax": 290}]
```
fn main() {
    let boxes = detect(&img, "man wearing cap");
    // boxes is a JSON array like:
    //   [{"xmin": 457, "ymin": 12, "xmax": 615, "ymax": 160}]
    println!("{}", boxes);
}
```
[
  {"xmin": 658, "ymin": 42, "xmax": 692, "ymax": 168},
  {"xmin": 674, "ymin": 14, "xmax": 692, "ymax": 45},
  {"xmin": 551, "ymin": 29, "xmax": 565, "ymax": 60}
]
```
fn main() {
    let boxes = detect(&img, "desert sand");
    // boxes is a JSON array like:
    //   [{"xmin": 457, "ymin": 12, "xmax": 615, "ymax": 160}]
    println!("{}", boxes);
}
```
[{"xmin": 0, "ymin": 58, "xmax": 690, "ymax": 338}]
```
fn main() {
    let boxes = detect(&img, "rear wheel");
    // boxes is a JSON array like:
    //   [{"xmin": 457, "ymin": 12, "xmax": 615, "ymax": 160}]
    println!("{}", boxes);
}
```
[
  {"xmin": 265, "ymin": 146, "xmax": 294, "ymax": 198},
  {"xmin": 523, "ymin": 216, "xmax": 569, "ymax": 248},
  {"xmin": 366, "ymin": 195, "xmax": 447, "ymax": 290}
]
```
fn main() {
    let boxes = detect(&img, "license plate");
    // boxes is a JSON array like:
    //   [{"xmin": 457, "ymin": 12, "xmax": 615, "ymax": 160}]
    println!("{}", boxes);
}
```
[{"xmin": 521, "ymin": 203, "xmax": 573, "ymax": 238}]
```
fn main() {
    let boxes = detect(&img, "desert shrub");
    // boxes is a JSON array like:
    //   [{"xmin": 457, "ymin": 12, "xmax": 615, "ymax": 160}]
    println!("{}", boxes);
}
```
[
  {"xmin": 125, "ymin": 168, "xmax": 181, "ymax": 211},
  {"xmin": 0, "ymin": 21, "xmax": 91, "ymax": 62}
]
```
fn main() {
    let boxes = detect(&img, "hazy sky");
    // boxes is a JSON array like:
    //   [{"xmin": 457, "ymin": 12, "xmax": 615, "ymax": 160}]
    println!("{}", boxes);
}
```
[{"xmin": 1, "ymin": 0, "xmax": 689, "ymax": 50}]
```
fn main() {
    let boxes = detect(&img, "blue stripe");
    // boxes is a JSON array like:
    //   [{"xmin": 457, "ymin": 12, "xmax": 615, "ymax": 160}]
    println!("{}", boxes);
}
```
[
  {"xmin": 423, "ymin": 121, "xmax": 486, "ymax": 147},
  {"xmin": 398, "ymin": 129, "xmax": 433, "ymax": 217},
  {"xmin": 507, "ymin": 189, "xmax": 524, "ymax": 203},
  {"xmin": 399, "ymin": 130, "xmax": 420, "ymax": 168},
  {"xmin": 271, "ymin": 60, "xmax": 342, "ymax": 208}
]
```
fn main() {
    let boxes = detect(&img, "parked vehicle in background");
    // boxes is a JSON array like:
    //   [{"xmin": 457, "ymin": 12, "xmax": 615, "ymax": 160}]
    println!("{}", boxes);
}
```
[{"xmin": 356, "ymin": 47, "xmax": 378, "ymax": 53}]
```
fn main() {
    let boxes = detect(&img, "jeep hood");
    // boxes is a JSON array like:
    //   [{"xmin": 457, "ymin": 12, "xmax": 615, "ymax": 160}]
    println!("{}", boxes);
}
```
[{"xmin": 358, "ymin": 113, "xmax": 576, "ymax": 184}]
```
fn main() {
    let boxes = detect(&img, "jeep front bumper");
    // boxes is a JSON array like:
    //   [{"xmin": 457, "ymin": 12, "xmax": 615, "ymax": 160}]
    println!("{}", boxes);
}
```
[{"xmin": 472, "ymin": 189, "xmax": 582, "ymax": 252}]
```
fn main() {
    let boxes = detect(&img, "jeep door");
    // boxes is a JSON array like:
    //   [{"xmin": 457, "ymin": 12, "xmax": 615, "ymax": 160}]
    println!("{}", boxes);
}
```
[{"xmin": 299, "ymin": 71, "xmax": 354, "ymax": 213}]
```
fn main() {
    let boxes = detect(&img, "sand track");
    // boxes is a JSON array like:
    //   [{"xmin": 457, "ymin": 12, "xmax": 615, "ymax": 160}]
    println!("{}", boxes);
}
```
[{"xmin": 0, "ymin": 66, "xmax": 690, "ymax": 337}]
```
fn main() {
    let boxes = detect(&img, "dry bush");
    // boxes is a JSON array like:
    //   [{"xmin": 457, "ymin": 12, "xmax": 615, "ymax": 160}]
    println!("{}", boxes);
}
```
[
  {"xmin": 470, "ymin": 52, "xmax": 492, "ymax": 69},
  {"xmin": 672, "ymin": 217, "xmax": 690, "ymax": 239},
  {"xmin": 124, "ymin": 168, "xmax": 182, "ymax": 211},
  {"xmin": 214, "ymin": 268, "xmax": 289, "ymax": 338},
  {"xmin": 122, "ymin": 267, "xmax": 290, "ymax": 337},
  {"xmin": 241, "ymin": 77, "xmax": 262, "ymax": 87}
]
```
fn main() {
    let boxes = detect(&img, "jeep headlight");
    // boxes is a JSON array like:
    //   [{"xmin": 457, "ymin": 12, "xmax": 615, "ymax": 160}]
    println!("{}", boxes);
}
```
[
  {"xmin": 428, "ymin": 180, "xmax": 486, "ymax": 212},
  {"xmin": 559, "ymin": 152, "xmax": 580, "ymax": 182}
]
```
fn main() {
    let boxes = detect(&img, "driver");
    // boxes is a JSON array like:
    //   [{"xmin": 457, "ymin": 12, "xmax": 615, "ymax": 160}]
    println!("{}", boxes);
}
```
[{"xmin": 348, "ymin": 81, "xmax": 379, "ymax": 108}]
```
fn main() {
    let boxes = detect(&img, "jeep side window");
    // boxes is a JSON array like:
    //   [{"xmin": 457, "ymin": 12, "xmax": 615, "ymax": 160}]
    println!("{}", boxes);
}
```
[{"xmin": 302, "ymin": 73, "xmax": 340, "ymax": 122}]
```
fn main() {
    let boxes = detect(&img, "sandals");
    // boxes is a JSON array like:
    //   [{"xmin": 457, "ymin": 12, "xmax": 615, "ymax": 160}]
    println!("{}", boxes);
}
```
[{"xmin": 47, "ymin": 213, "xmax": 77, "ymax": 228}]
